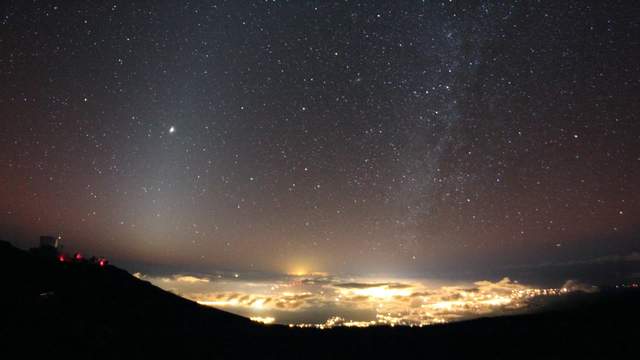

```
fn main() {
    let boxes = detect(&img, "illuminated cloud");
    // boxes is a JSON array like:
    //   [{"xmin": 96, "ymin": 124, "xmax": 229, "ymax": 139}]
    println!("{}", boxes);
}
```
[
  {"xmin": 561, "ymin": 280, "xmax": 598, "ymax": 293},
  {"xmin": 250, "ymin": 316, "xmax": 275, "ymax": 324},
  {"xmin": 139, "ymin": 272, "xmax": 589, "ymax": 328},
  {"xmin": 333, "ymin": 282, "xmax": 412, "ymax": 290},
  {"xmin": 134, "ymin": 272, "xmax": 210, "ymax": 284},
  {"xmin": 174, "ymin": 275, "xmax": 210, "ymax": 283}
]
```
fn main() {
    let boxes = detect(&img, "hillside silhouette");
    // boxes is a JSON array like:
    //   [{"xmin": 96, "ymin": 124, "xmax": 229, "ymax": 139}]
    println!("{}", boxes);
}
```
[{"xmin": 1, "ymin": 239, "xmax": 638, "ymax": 359}]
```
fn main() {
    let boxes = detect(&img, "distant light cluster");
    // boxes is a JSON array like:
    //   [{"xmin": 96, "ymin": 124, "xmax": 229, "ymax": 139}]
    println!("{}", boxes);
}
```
[
  {"xmin": 139, "ymin": 272, "xmax": 599, "ymax": 328},
  {"xmin": 290, "ymin": 284, "xmax": 573, "ymax": 329}
]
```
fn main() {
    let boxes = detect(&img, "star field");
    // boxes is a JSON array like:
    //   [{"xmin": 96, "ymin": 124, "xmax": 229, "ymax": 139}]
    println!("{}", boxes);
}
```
[{"xmin": 1, "ymin": 1, "xmax": 639, "ymax": 277}]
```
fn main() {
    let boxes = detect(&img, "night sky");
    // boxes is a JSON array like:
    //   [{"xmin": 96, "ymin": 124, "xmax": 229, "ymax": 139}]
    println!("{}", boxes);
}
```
[{"xmin": 2, "ymin": 1, "xmax": 639, "ymax": 281}]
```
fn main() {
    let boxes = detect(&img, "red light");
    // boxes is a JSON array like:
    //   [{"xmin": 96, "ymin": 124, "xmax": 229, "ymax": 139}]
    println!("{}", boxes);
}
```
[
  {"xmin": 59, "ymin": 255, "xmax": 65, "ymax": 262},
  {"xmin": 74, "ymin": 253, "xmax": 83, "ymax": 260},
  {"xmin": 99, "ymin": 260, "xmax": 105, "ymax": 267}
]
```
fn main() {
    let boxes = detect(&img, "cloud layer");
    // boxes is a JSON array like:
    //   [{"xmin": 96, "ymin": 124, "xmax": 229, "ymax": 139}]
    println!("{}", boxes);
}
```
[{"xmin": 138, "ymin": 272, "xmax": 584, "ymax": 327}]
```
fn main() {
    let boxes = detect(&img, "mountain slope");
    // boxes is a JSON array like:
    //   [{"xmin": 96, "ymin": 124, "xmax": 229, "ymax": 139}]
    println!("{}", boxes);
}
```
[
  {"xmin": 0, "ymin": 240, "xmax": 261, "ymax": 357},
  {"xmin": 1, "ymin": 239, "xmax": 639, "ymax": 359}
]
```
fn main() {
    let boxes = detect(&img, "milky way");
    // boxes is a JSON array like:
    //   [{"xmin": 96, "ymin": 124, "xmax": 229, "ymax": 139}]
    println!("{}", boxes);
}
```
[{"xmin": 1, "ymin": 1, "xmax": 639, "ymax": 280}]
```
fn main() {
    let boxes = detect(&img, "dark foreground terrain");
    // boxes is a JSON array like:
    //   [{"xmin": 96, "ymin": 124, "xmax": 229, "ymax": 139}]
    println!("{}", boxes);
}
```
[{"xmin": 1, "ymin": 240, "xmax": 638, "ymax": 359}]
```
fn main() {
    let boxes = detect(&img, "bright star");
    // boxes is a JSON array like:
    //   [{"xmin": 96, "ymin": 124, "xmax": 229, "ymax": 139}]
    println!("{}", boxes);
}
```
[{"xmin": 169, "ymin": 126, "xmax": 175, "ymax": 134}]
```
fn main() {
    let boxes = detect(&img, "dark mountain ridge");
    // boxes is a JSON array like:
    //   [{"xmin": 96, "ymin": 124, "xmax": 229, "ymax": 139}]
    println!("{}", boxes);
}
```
[{"xmin": 1, "ymin": 239, "xmax": 638, "ymax": 359}]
